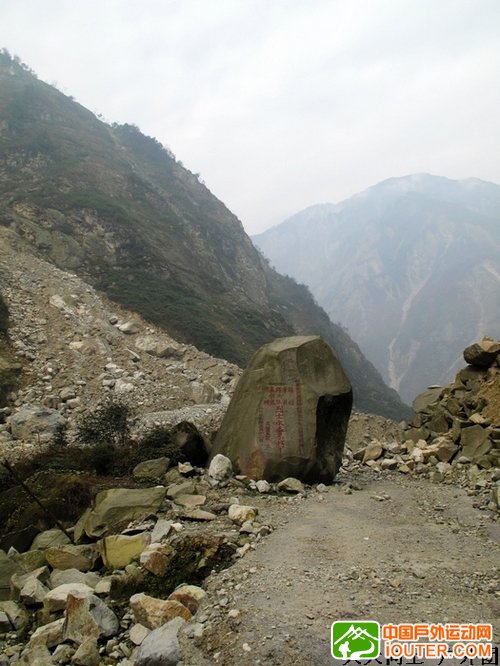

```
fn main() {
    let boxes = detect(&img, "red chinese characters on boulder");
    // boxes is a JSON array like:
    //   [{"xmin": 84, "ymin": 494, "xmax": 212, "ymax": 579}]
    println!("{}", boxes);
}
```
[{"xmin": 257, "ymin": 383, "xmax": 305, "ymax": 455}]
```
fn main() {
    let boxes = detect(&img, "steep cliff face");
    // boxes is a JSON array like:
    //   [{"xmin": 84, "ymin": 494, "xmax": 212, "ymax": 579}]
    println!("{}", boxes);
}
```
[
  {"xmin": 254, "ymin": 174, "xmax": 500, "ymax": 403},
  {"xmin": 0, "ymin": 52, "xmax": 409, "ymax": 419}
]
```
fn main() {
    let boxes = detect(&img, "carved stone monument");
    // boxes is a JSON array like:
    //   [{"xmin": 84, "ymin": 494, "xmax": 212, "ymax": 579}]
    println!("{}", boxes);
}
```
[{"xmin": 211, "ymin": 336, "xmax": 352, "ymax": 483}]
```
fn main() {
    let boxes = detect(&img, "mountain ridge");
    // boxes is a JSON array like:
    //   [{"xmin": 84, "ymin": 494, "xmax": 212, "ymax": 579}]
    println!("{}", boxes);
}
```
[
  {"xmin": 253, "ymin": 174, "xmax": 500, "ymax": 402},
  {"xmin": 0, "ymin": 50, "xmax": 409, "ymax": 419}
]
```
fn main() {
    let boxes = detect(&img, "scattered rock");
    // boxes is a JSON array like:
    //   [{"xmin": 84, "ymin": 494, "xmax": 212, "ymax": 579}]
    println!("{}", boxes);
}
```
[
  {"xmin": 228, "ymin": 504, "xmax": 258, "ymax": 525},
  {"xmin": 130, "ymin": 593, "xmax": 192, "ymax": 629},
  {"xmin": 208, "ymin": 454, "xmax": 233, "ymax": 482},
  {"xmin": 134, "ymin": 617, "xmax": 186, "ymax": 666},
  {"xmin": 277, "ymin": 477, "xmax": 305, "ymax": 494}
]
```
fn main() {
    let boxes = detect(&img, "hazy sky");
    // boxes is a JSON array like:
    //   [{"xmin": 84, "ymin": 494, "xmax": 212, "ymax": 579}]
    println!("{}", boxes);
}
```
[{"xmin": 1, "ymin": 0, "xmax": 499, "ymax": 234}]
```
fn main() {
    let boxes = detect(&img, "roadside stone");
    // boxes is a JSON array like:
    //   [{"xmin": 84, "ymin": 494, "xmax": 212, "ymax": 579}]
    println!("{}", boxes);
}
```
[
  {"xmin": 463, "ymin": 338, "xmax": 500, "ymax": 367},
  {"xmin": 20, "ymin": 577, "xmax": 50, "ymax": 605},
  {"xmin": 134, "ymin": 617, "xmax": 186, "ymax": 666},
  {"xmin": 461, "ymin": 425, "xmax": 492, "ymax": 462},
  {"xmin": 133, "ymin": 457, "xmax": 170, "ymax": 480},
  {"xmin": 433, "ymin": 438, "xmax": 459, "ymax": 462},
  {"xmin": 180, "ymin": 508, "xmax": 216, "ymax": 521},
  {"xmin": 277, "ymin": 477, "xmax": 305, "ymax": 494},
  {"xmin": 63, "ymin": 592, "xmax": 119, "ymax": 644},
  {"xmin": 140, "ymin": 543, "xmax": 175, "ymax": 576},
  {"xmin": 150, "ymin": 519, "xmax": 172, "ymax": 543},
  {"xmin": 9, "ymin": 404, "xmax": 66, "ymax": 442},
  {"xmin": 256, "ymin": 480, "xmax": 271, "ymax": 493},
  {"xmin": 0, "ymin": 600, "xmax": 29, "ymax": 633},
  {"xmin": 45, "ymin": 544, "xmax": 97, "ymax": 572},
  {"xmin": 29, "ymin": 618, "xmax": 65, "ymax": 648},
  {"xmin": 117, "ymin": 320, "xmax": 141, "ymax": 334},
  {"xmin": 11, "ymin": 566, "xmax": 49, "ymax": 600},
  {"xmin": 166, "ymin": 481, "xmax": 196, "ymax": 498},
  {"xmin": 49, "ymin": 569, "xmax": 100, "ymax": 589},
  {"xmin": 208, "ymin": 454, "xmax": 233, "ymax": 481},
  {"xmin": 18, "ymin": 644, "xmax": 54, "ymax": 665},
  {"xmin": 43, "ymin": 583, "xmax": 94, "ymax": 613},
  {"xmin": 212, "ymin": 336, "xmax": 352, "ymax": 483},
  {"xmin": 170, "ymin": 421, "xmax": 209, "ymax": 468},
  {"xmin": 228, "ymin": 504, "xmax": 258, "ymax": 525},
  {"xmin": 362, "ymin": 441, "xmax": 384, "ymax": 463},
  {"xmin": 71, "ymin": 638, "xmax": 100, "ymax": 666},
  {"xmin": 53, "ymin": 644, "xmax": 76, "ymax": 663},
  {"xmin": 79, "ymin": 487, "xmax": 166, "ymax": 538},
  {"xmin": 178, "ymin": 462, "xmax": 195, "ymax": 476},
  {"xmin": 167, "ymin": 585, "xmax": 206, "ymax": 614},
  {"xmin": 173, "ymin": 494, "xmax": 206, "ymax": 509},
  {"xmin": 130, "ymin": 623, "xmax": 150, "ymax": 645},
  {"xmin": 98, "ymin": 533, "xmax": 151, "ymax": 569},
  {"xmin": 0, "ymin": 550, "xmax": 23, "ymax": 600},
  {"xmin": 31, "ymin": 529, "xmax": 71, "ymax": 550},
  {"xmin": 130, "ymin": 593, "xmax": 192, "ymax": 629}
]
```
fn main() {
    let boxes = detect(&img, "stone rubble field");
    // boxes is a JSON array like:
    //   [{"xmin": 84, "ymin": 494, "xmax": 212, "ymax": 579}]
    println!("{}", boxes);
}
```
[{"xmin": 0, "ymin": 242, "xmax": 499, "ymax": 665}]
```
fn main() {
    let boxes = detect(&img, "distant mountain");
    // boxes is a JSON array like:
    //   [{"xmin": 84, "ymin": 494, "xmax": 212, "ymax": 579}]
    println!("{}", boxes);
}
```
[
  {"xmin": 0, "ymin": 51, "xmax": 410, "ymax": 419},
  {"xmin": 253, "ymin": 174, "xmax": 500, "ymax": 402}
]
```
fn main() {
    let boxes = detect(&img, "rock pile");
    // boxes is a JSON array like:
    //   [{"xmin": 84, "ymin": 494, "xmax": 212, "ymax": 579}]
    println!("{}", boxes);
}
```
[
  {"xmin": 1, "ymin": 455, "xmax": 310, "ymax": 665},
  {"xmin": 350, "ymin": 337, "xmax": 500, "ymax": 512}
]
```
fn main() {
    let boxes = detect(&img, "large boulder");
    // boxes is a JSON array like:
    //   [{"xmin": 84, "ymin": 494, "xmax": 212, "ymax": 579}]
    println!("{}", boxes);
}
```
[
  {"xmin": 211, "ymin": 336, "xmax": 352, "ymax": 483},
  {"xmin": 9, "ymin": 405, "xmax": 66, "ymax": 442},
  {"xmin": 75, "ymin": 487, "xmax": 166, "ymax": 539},
  {"xmin": 463, "ymin": 337, "xmax": 500, "ymax": 368},
  {"xmin": 134, "ymin": 335, "xmax": 183, "ymax": 358}
]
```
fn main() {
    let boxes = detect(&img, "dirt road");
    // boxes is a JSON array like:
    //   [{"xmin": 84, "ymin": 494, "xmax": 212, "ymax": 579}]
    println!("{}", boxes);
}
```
[{"xmin": 183, "ymin": 468, "xmax": 499, "ymax": 665}]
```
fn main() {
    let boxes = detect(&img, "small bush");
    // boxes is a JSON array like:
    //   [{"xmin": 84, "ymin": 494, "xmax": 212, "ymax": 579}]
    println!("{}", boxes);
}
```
[
  {"xmin": 74, "ymin": 398, "xmax": 132, "ymax": 446},
  {"xmin": 137, "ymin": 426, "xmax": 184, "ymax": 466},
  {"xmin": 52, "ymin": 422, "xmax": 68, "ymax": 448}
]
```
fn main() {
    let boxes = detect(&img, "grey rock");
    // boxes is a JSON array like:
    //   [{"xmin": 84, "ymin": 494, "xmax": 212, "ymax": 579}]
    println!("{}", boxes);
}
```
[
  {"xmin": 9, "ymin": 404, "xmax": 66, "ymax": 442},
  {"xmin": 133, "ymin": 457, "xmax": 170, "ymax": 480},
  {"xmin": 31, "ymin": 528, "xmax": 71, "ymax": 550},
  {"xmin": 277, "ymin": 477, "xmax": 305, "ymax": 494},
  {"xmin": 135, "ymin": 617, "xmax": 186, "ymax": 665},
  {"xmin": 0, "ymin": 600, "xmax": 29, "ymax": 632}
]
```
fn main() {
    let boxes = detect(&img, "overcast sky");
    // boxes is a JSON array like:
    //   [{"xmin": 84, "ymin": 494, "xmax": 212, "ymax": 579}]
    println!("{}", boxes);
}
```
[{"xmin": 1, "ymin": 0, "xmax": 499, "ymax": 234}]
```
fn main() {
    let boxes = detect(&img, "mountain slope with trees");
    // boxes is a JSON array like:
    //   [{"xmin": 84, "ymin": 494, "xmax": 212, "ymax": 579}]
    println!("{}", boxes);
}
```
[{"xmin": 0, "ymin": 50, "xmax": 409, "ymax": 419}]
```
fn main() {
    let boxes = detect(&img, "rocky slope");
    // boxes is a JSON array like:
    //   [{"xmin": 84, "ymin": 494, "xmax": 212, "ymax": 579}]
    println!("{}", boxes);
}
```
[
  {"xmin": 253, "ymin": 174, "xmax": 500, "ymax": 403},
  {"xmin": 0, "ymin": 229, "xmax": 241, "ymax": 464},
  {"xmin": 0, "ymin": 51, "xmax": 408, "ymax": 420},
  {"xmin": 0, "ymin": 353, "xmax": 497, "ymax": 664}
]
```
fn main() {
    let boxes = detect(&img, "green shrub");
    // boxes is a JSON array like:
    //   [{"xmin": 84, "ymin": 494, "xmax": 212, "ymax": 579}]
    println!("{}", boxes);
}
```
[
  {"xmin": 74, "ymin": 398, "xmax": 132, "ymax": 446},
  {"xmin": 137, "ymin": 426, "xmax": 183, "ymax": 466}
]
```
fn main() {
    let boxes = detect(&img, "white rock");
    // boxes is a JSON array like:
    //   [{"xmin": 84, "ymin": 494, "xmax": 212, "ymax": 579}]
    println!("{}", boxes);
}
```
[
  {"xmin": 208, "ymin": 454, "xmax": 233, "ymax": 481},
  {"xmin": 256, "ymin": 480, "xmax": 271, "ymax": 493}
]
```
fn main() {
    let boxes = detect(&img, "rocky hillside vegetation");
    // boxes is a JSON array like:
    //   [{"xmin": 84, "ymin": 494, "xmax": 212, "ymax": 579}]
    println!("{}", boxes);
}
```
[
  {"xmin": 253, "ymin": 174, "xmax": 500, "ymax": 403},
  {"xmin": 0, "ymin": 50, "xmax": 408, "ymax": 419}
]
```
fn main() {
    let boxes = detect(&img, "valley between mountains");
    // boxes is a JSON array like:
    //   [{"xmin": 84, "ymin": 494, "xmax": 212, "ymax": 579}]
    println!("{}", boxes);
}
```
[{"xmin": 0, "ymin": 223, "xmax": 498, "ymax": 666}]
